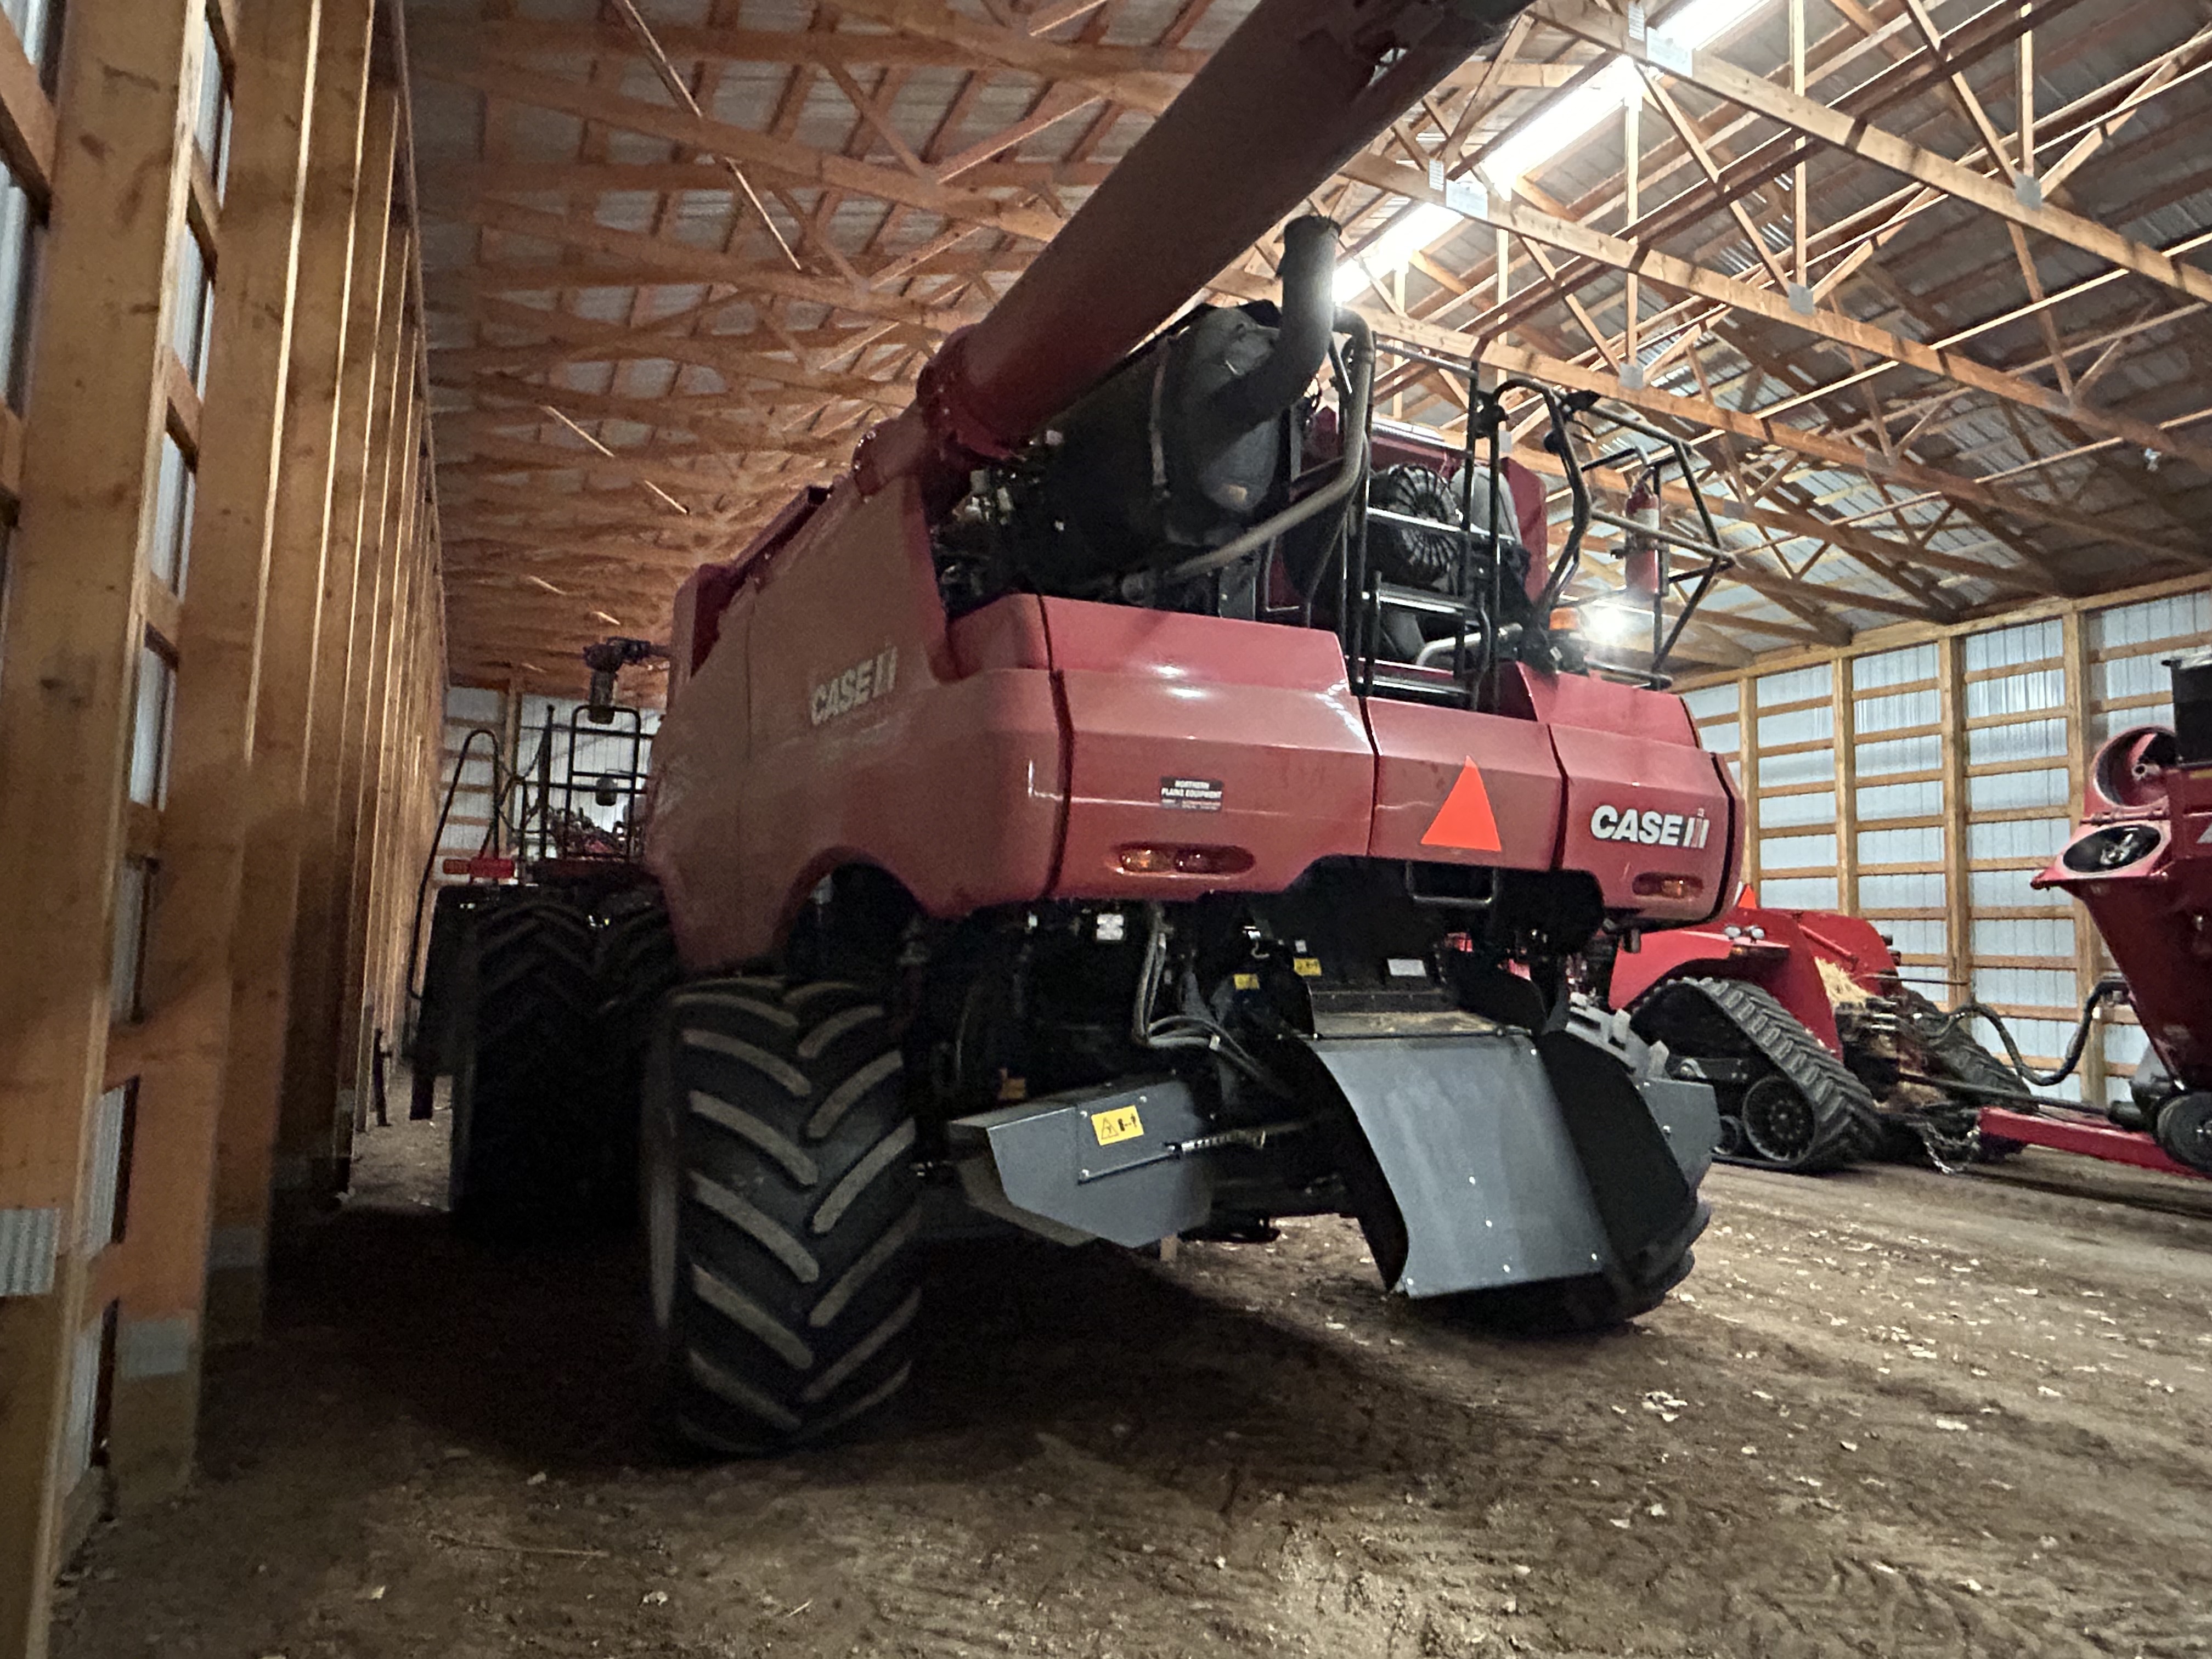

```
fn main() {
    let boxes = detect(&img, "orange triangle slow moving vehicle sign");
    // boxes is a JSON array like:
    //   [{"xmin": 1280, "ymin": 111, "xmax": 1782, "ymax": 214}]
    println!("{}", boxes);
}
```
[{"xmin": 1420, "ymin": 758, "xmax": 1504, "ymax": 853}]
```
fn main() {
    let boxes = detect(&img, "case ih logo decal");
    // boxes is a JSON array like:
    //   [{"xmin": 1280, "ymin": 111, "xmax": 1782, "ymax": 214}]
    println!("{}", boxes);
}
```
[
  {"xmin": 1590, "ymin": 804, "xmax": 1712, "ymax": 849},
  {"xmin": 809, "ymin": 646, "xmax": 899, "ymax": 727}
]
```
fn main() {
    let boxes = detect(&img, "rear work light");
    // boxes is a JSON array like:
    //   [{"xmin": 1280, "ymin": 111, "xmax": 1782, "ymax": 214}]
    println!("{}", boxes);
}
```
[
  {"xmin": 1633, "ymin": 873, "xmax": 1704, "ymax": 899},
  {"xmin": 1116, "ymin": 844, "xmax": 1256, "ymax": 876}
]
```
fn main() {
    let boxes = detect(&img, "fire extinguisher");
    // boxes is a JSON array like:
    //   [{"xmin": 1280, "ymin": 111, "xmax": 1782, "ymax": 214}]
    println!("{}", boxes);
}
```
[{"xmin": 1624, "ymin": 467, "xmax": 1662, "ymax": 601}]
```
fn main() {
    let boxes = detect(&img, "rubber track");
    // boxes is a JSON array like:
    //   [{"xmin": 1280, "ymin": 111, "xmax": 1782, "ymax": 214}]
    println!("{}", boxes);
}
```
[
  {"xmin": 1896, "ymin": 987, "xmax": 2021, "ymax": 1098},
  {"xmin": 653, "ymin": 978, "xmax": 922, "ymax": 1454},
  {"xmin": 1888, "ymin": 986, "xmax": 2026, "ymax": 1165},
  {"xmin": 1631, "ymin": 978, "xmax": 1881, "ymax": 1175}
]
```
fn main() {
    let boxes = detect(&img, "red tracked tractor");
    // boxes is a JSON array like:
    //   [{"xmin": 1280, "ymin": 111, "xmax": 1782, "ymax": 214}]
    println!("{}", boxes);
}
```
[
  {"xmin": 1607, "ymin": 897, "xmax": 2019, "ymax": 1174},
  {"xmin": 417, "ymin": 0, "xmax": 1756, "ymax": 1454}
]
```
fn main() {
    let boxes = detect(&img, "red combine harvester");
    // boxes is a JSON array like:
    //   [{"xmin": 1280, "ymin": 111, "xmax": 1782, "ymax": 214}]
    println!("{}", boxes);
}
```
[
  {"xmin": 1977, "ymin": 651, "xmax": 2212, "ymax": 1180},
  {"xmin": 1609, "ymin": 896, "xmax": 2019, "ymax": 1173},
  {"xmin": 417, "ymin": 0, "xmax": 1761, "ymax": 1454}
]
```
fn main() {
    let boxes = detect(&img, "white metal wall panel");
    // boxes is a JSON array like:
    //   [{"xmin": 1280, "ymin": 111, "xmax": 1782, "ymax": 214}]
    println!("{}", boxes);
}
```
[
  {"xmin": 2086, "ymin": 589, "xmax": 2208, "ymax": 745},
  {"xmin": 1756, "ymin": 664, "xmax": 1832, "ymax": 708},
  {"xmin": 80, "ymin": 1085, "xmax": 129, "ymax": 1255},
  {"xmin": 1849, "ymin": 646, "xmax": 1946, "ymax": 977},
  {"xmin": 1685, "ymin": 583, "xmax": 2212, "ymax": 1100},
  {"xmin": 63, "ymin": 1314, "xmax": 101, "ymax": 1482}
]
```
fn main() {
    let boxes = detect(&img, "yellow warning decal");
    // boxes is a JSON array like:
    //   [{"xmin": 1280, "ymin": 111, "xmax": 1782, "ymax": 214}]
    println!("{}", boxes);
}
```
[
  {"xmin": 1293, "ymin": 956, "xmax": 1323, "ymax": 979},
  {"xmin": 1232, "ymin": 972, "xmax": 1260, "ymax": 991},
  {"xmin": 1092, "ymin": 1105, "xmax": 1146, "ymax": 1146}
]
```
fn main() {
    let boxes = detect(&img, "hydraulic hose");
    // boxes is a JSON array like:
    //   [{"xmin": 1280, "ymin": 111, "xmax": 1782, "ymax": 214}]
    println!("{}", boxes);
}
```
[{"xmin": 1948, "ymin": 975, "xmax": 2131, "ymax": 1090}]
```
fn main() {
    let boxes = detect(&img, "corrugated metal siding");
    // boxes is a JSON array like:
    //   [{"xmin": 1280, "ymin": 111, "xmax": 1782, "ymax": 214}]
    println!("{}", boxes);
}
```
[
  {"xmin": 1752, "ymin": 663, "xmax": 1836, "ymax": 911},
  {"xmin": 0, "ymin": 1207, "xmax": 59, "ymax": 1297},
  {"xmin": 1850, "ymin": 645, "xmax": 1948, "ymax": 976},
  {"xmin": 80, "ymin": 1085, "xmax": 129, "ymax": 1255},
  {"xmin": 62, "ymin": 1313, "xmax": 102, "ymax": 1483},
  {"xmin": 1692, "ymin": 583, "xmax": 2212, "ymax": 1104},
  {"xmin": 435, "ymin": 685, "xmax": 505, "ymax": 887}
]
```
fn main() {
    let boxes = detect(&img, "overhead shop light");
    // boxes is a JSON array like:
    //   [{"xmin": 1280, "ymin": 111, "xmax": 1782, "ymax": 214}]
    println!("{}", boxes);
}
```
[{"xmin": 1336, "ymin": 0, "xmax": 1774, "ymax": 303}]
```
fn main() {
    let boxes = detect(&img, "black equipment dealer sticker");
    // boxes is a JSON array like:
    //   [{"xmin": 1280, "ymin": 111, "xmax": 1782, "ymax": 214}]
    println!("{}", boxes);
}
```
[{"xmin": 1160, "ymin": 777, "xmax": 1224, "ymax": 812}]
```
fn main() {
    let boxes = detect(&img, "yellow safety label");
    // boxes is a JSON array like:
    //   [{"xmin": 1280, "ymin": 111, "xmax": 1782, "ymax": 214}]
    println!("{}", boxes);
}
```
[
  {"xmin": 1232, "ymin": 972, "xmax": 1260, "ymax": 991},
  {"xmin": 1092, "ymin": 1105, "xmax": 1146, "ymax": 1146},
  {"xmin": 1293, "ymin": 956, "xmax": 1323, "ymax": 978}
]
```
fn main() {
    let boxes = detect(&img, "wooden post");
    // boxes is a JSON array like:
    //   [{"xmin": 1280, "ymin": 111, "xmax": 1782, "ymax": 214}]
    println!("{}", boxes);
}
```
[
  {"xmin": 1833, "ymin": 661, "xmax": 1860, "ymax": 915},
  {"xmin": 106, "ymin": 0, "xmax": 323, "ymax": 1505},
  {"xmin": 0, "ymin": 1, "xmax": 200, "ymax": 1649},
  {"xmin": 1738, "ymin": 675, "xmax": 1763, "ymax": 894},
  {"xmin": 273, "ymin": 172, "xmax": 398, "ymax": 1222},
  {"xmin": 1939, "ymin": 634, "xmax": 1974, "ymax": 1007},
  {"xmin": 340, "ymin": 379, "xmax": 425, "ymax": 1149},
  {"xmin": 324, "ymin": 301, "xmax": 415, "ymax": 1158},
  {"xmin": 206, "ymin": 0, "xmax": 375, "ymax": 1342},
  {"xmin": 359, "ymin": 423, "xmax": 433, "ymax": 1114},
  {"xmin": 2061, "ymin": 608, "xmax": 2104, "ymax": 1104}
]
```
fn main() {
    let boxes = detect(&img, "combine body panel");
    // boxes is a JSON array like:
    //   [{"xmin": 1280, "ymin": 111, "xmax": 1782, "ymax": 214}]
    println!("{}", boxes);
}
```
[{"xmin": 649, "ymin": 554, "xmax": 1739, "ymax": 967}]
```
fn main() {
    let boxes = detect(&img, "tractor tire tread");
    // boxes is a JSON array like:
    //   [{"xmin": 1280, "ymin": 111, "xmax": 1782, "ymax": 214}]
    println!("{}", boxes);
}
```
[
  {"xmin": 450, "ymin": 893, "xmax": 605, "ymax": 1234},
  {"xmin": 651, "ymin": 977, "xmax": 921, "ymax": 1455}
]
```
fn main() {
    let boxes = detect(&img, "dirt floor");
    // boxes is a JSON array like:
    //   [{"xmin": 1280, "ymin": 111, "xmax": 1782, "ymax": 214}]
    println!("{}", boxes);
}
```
[{"xmin": 53, "ymin": 1114, "xmax": 2212, "ymax": 1659}]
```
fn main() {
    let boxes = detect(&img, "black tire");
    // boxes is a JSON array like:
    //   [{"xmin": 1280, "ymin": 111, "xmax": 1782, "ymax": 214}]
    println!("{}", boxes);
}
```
[
  {"xmin": 592, "ymin": 887, "xmax": 680, "ymax": 1221},
  {"xmin": 2154, "ymin": 1093, "xmax": 2212, "ymax": 1175},
  {"xmin": 449, "ymin": 893, "xmax": 605, "ymax": 1235},
  {"xmin": 1453, "ymin": 1248, "xmax": 1696, "ymax": 1336},
  {"xmin": 1630, "ymin": 977, "xmax": 1879, "ymax": 1173},
  {"xmin": 643, "ymin": 978, "xmax": 923, "ymax": 1455}
]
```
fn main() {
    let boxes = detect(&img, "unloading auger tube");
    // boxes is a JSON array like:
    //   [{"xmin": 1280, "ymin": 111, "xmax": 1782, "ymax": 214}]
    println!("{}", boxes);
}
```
[{"xmin": 853, "ymin": 0, "xmax": 1532, "ymax": 510}]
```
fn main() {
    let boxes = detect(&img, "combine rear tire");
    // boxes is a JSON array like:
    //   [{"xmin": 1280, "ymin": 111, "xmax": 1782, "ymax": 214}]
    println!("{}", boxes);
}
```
[
  {"xmin": 593, "ymin": 888, "xmax": 680, "ymax": 1220},
  {"xmin": 643, "ymin": 979, "xmax": 922, "ymax": 1455},
  {"xmin": 1630, "ymin": 977, "xmax": 1878, "ymax": 1174},
  {"xmin": 449, "ymin": 893, "xmax": 603, "ymax": 1235}
]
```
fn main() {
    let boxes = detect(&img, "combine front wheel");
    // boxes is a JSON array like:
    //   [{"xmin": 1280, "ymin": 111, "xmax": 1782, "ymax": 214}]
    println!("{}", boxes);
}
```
[{"xmin": 642, "ymin": 978, "xmax": 923, "ymax": 1455}]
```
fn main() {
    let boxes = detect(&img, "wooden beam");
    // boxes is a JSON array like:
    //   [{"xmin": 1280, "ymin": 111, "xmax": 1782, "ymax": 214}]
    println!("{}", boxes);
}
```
[
  {"xmin": 335, "ymin": 375, "xmax": 426, "ymax": 1149},
  {"xmin": 1466, "ymin": 336, "xmax": 2194, "ymax": 564},
  {"xmin": 312, "ymin": 252, "xmax": 414, "ymax": 1189},
  {"xmin": 275, "ymin": 109, "xmax": 397, "ymax": 1230},
  {"xmin": 205, "ymin": 0, "xmax": 376, "ymax": 1345},
  {"xmin": 0, "ymin": 9, "xmax": 56, "ymax": 199},
  {"xmin": 1549, "ymin": 0, "xmax": 2212, "ymax": 309},
  {"xmin": 0, "ymin": 2, "xmax": 200, "ymax": 1646},
  {"xmin": 109, "ymin": 0, "xmax": 323, "ymax": 1502}
]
